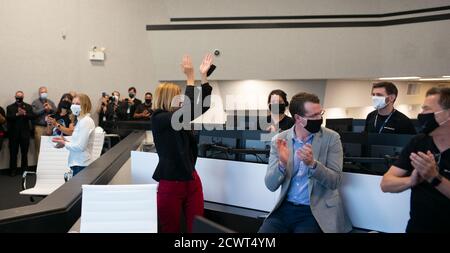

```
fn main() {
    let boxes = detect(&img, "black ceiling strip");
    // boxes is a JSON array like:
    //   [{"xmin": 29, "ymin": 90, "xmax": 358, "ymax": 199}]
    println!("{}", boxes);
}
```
[
  {"xmin": 170, "ymin": 5, "xmax": 450, "ymax": 22},
  {"xmin": 148, "ymin": 13, "xmax": 450, "ymax": 30}
]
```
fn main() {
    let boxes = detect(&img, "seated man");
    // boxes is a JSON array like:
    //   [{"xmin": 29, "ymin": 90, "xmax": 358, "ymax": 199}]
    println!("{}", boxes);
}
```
[
  {"xmin": 259, "ymin": 92, "xmax": 352, "ymax": 233},
  {"xmin": 381, "ymin": 87, "xmax": 450, "ymax": 233}
]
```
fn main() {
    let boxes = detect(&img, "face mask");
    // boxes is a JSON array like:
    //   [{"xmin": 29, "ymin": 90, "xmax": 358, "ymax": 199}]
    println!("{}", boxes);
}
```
[
  {"xmin": 59, "ymin": 101, "xmax": 71, "ymax": 111},
  {"xmin": 40, "ymin": 93, "xmax": 48, "ymax": 100},
  {"xmin": 145, "ymin": 99, "xmax": 152, "ymax": 105},
  {"xmin": 418, "ymin": 110, "xmax": 449, "ymax": 134},
  {"xmin": 16, "ymin": 97, "xmax": 23, "ymax": 103},
  {"xmin": 129, "ymin": 93, "xmax": 135, "ymax": 99},
  {"xmin": 269, "ymin": 104, "xmax": 286, "ymax": 115},
  {"xmin": 304, "ymin": 118, "xmax": 323, "ymax": 134},
  {"xmin": 70, "ymin": 104, "xmax": 81, "ymax": 116},
  {"xmin": 372, "ymin": 96, "xmax": 388, "ymax": 110}
]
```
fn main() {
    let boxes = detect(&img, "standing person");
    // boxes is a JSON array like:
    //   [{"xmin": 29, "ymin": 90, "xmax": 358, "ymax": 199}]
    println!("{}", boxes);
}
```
[
  {"xmin": 258, "ymin": 92, "xmax": 352, "ymax": 233},
  {"xmin": 105, "ymin": 91, "xmax": 125, "ymax": 121},
  {"xmin": 265, "ymin": 89, "xmax": 294, "ymax": 132},
  {"xmin": 133, "ymin": 92, "xmax": 153, "ymax": 120},
  {"xmin": 151, "ymin": 54, "xmax": 214, "ymax": 233},
  {"xmin": 6, "ymin": 91, "xmax": 34, "ymax": 177},
  {"xmin": 97, "ymin": 93, "xmax": 109, "ymax": 129},
  {"xmin": 365, "ymin": 82, "xmax": 416, "ymax": 134},
  {"xmin": 381, "ymin": 87, "xmax": 450, "ymax": 232},
  {"xmin": 123, "ymin": 87, "xmax": 142, "ymax": 120},
  {"xmin": 46, "ymin": 100, "xmax": 74, "ymax": 136},
  {"xmin": 0, "ymin": 106, "xmax": 6, "ymax": 152},
  {"xmin": 52, "ymin": 93, "xmax": 95, "ymax": 176},
  {"xmin": 32, "ymin": 86, "xmax": 56, "ymax": 155}
]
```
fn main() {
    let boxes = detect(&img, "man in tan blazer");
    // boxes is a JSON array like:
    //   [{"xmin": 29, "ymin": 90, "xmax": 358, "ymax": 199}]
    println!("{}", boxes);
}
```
[{"xmin": 259, "ymin": 92, "xmax": 352, "ymax": 233}]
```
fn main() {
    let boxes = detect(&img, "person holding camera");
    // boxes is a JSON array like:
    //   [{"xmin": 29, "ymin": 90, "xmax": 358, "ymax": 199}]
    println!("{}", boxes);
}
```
[
  {"xmin": 52, "ymin": 93, "xmax": 95, "ymax": 176},
  {"xmin": 133, "ymin": 92, "xmax": 153, "ymax": 120},
  {"xmin": 32, "ymin": 86, "xmax": 56, "ymax": 156},
  {"xmin": 105, "ymin": 91, "xmax": 126, "ymax": 121},
  {"xmin": 46, "ymin": 100, "xmax": 74, "ymax": 136},
  {"xmin": 7, "ymin": 91, "xmax": 34, "ymax": 177}
]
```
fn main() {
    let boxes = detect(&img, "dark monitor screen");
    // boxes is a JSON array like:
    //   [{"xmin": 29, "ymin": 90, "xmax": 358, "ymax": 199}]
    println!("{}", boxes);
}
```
[
  {"xmin": 352, "ymin": 119, "xmax": 366, "ymax": 133},
  {"xmin": 340, "ymin": 132, "xmax": 368, "ymax": 157},
  {"xmin": 326, "ymin": 118, "xmax": 353, "ymax": 133}
]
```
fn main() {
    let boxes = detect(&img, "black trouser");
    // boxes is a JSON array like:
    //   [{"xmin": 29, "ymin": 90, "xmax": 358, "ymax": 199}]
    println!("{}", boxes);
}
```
[{"xmin": 9, "ymin": 135, "xmax": 30, "ymax": 172}]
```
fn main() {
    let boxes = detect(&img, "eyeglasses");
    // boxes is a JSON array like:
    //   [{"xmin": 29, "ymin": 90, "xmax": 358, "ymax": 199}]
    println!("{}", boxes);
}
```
[{"xmin": 304, "ymin": 110, "xmax": 325, "ymax": 119}]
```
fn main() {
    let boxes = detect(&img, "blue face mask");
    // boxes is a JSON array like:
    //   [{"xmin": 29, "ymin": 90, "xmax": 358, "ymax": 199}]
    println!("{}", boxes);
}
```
[
  {"xmin": 71, "ymin": 104, "xmax": 81, "ymax": 116},
  {"xmin": 40, "ymin": 93, "xmax": 48, "ymax": 100}
]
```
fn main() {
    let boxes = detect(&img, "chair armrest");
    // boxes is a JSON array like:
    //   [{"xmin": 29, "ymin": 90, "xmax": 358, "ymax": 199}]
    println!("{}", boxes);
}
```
[{"xmin": 22, "ymin": 171, "xmax": 36, "ymax": 190}]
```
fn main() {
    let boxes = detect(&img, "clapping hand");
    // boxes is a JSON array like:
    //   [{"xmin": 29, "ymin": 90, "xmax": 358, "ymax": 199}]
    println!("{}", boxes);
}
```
[
  {"xmin": 296, "ymin": 143, "xmax": 315, "ymax": 167},
  {"xmin": 276, "ymin": 139, "xmax": 289, "ymax": 168},
  {"xmin": 410, "ymin": 151, "xmax": 439, "ymax": 183}
]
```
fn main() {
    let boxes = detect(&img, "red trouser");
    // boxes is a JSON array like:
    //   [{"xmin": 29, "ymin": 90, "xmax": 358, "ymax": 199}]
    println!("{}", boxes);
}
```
[{"xmin": 157, "ymin": 171, "xmax": 204, "ymax": 233}]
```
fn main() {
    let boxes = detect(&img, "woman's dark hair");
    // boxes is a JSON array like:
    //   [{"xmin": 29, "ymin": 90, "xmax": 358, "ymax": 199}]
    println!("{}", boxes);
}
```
[
  {"xmin": 267, "ymin": 89, "xmax": 289, "ymax": 106},
  {"xmin": 60, "ymin": 93, "xmax": 73, "ymax": 103}
]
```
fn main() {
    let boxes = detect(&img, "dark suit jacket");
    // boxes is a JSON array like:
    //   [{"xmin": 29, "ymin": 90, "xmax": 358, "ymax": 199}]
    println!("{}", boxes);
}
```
[
  {"xmin": 6, "ymin": 102, "xmax": 35, "ymax": 138},
  {"xmin": 151, "ymin": 83, "xmax": 212, "ymax": 181}
]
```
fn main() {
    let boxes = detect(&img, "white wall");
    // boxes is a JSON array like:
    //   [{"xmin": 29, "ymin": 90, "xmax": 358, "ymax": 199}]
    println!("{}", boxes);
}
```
[
  {"xmin": 0, "ymin": 0, "xmax": 168, "ymax": 169},
  {"xmin": 323, "ymin": 80, "xmax": 448, "ymax": 119}
]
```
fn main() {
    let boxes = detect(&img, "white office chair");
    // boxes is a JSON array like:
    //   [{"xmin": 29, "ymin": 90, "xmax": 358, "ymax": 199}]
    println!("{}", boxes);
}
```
[
  {"xmin": 21, "ymin": 127, "xmax": 106, "ymax": 198},
  {"xmin": 80, "ymin": 184, "xmax": 158, "ymax": 233},
  {"xmin": 20, "ymin": 136, "xmax": 71, "ymax": 198},
  {"xmin": 88, "ymin": 127, "xmax": 105, "ymax": 160}
]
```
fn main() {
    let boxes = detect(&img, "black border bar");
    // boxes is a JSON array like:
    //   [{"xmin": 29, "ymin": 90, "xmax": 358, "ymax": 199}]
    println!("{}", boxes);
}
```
[
  {"xmin": 171, "ymin": 5, "xmax": 450, "ymax": 22},
  {"xmin": 148, "ymin": 13, "xmax": 450, "ymax": 30}
]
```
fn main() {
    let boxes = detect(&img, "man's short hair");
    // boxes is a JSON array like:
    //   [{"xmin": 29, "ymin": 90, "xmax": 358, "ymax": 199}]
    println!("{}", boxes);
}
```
[
  {"xmin": 426, "ymin": 87, "xmax": 450, "ymax": 110},
  {"xmin": 128, "ymin": 87, "xmax": 137, "ymax": 93},
  {"xmin": 145, "ymin": 92, "xmax": 153, "ymax": 97},
  {"xmin": 289, "ymin": 92, "xmax": 320, "ymax": 117},
  {"xmin": 372, "ymin": 82, "xmax": 398, "ymax": 101}
]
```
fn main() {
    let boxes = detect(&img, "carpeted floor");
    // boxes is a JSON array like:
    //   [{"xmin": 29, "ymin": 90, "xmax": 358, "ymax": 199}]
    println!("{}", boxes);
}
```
[{"xmin": 0, "ymin": 168, "xmax": 40, "ymax": 211}]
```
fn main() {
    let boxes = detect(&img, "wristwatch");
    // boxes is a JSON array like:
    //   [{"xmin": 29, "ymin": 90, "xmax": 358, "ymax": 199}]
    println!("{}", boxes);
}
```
[{"xmin": 430, "ymin": 174, "xmax": 443, "ymax": 187}]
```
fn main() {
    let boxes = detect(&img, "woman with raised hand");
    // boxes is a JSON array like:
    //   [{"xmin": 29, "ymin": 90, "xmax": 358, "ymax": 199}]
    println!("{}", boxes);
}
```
[{"xmin": 151, "ymin": 53, "xmax": 214, "ymax": 233}]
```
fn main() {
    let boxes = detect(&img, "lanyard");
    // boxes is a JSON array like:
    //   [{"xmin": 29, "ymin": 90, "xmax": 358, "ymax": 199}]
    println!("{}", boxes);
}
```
[{"xmin": 374, "ymin": 109, "xmax": 395, "ymax": 133}]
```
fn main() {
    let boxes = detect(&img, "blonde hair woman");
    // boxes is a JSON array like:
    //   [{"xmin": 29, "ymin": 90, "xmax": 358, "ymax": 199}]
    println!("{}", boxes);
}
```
[
  {"xmin": 52, "ymin": 93, "xmax": 95, "ymax": 176},
  {"xmin": 151, "ymin": 54, "xmax": 214, "ymax": 233}
]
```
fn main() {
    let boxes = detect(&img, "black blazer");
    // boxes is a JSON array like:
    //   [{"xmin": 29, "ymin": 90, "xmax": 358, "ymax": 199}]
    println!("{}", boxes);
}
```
[
  {"xmin": 151, "ymin": 83, "xmax": 212, "ymax": 181},
  {"xmin": 6, "ymin": 102, "xmax": 35, "ymax": 138}
]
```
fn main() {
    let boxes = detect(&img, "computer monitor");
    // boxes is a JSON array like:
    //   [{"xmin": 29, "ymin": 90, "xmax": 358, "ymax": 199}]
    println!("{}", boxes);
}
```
[
  {"xmin": 352, "ymin": 119, "xmax": 366, "ymax": 133},
  {"xmin": 326, "ymin": 118, "xmax": 353, "ymax": 133},
  {"xmin": 192, "ymin": 216, "xmax": 235, "ymax": 233},
  {"xmin": 340, "ymin": 132, "xmax": 368, "ymax": 157}
]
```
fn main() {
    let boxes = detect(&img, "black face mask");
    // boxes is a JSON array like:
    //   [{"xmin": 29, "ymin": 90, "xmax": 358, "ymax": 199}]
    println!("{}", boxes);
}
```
[
  {"xmin": 58, "ymin": 101, "xmax": 72, "ymax": 111},
  {"xmin": 15, "ymin": 97, "xmax": 23, "ymax": 104},
  {"xmin": 145, "ymin": 99, "xmax": 152, "ymax": 105},
  {"xmin": 129, "ymin": 93, "xmax": 135, "ymax": 99},
  {"xmin": 417, "ymin": 112, "xmax": 440, "ymax": 134},
  {"xmin": 304, "ymin": 118, "xmax": 323, "ymax": 134},
  {"xmin": 269, "ymin": 104, "xmax": 286, "ymax": 115}
]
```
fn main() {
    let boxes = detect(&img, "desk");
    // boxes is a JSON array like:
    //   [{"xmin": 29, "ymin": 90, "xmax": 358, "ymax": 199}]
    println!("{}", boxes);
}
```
[{"xmin": 131, "ymin": 151, "xmax": 410, "ymax": 233}]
